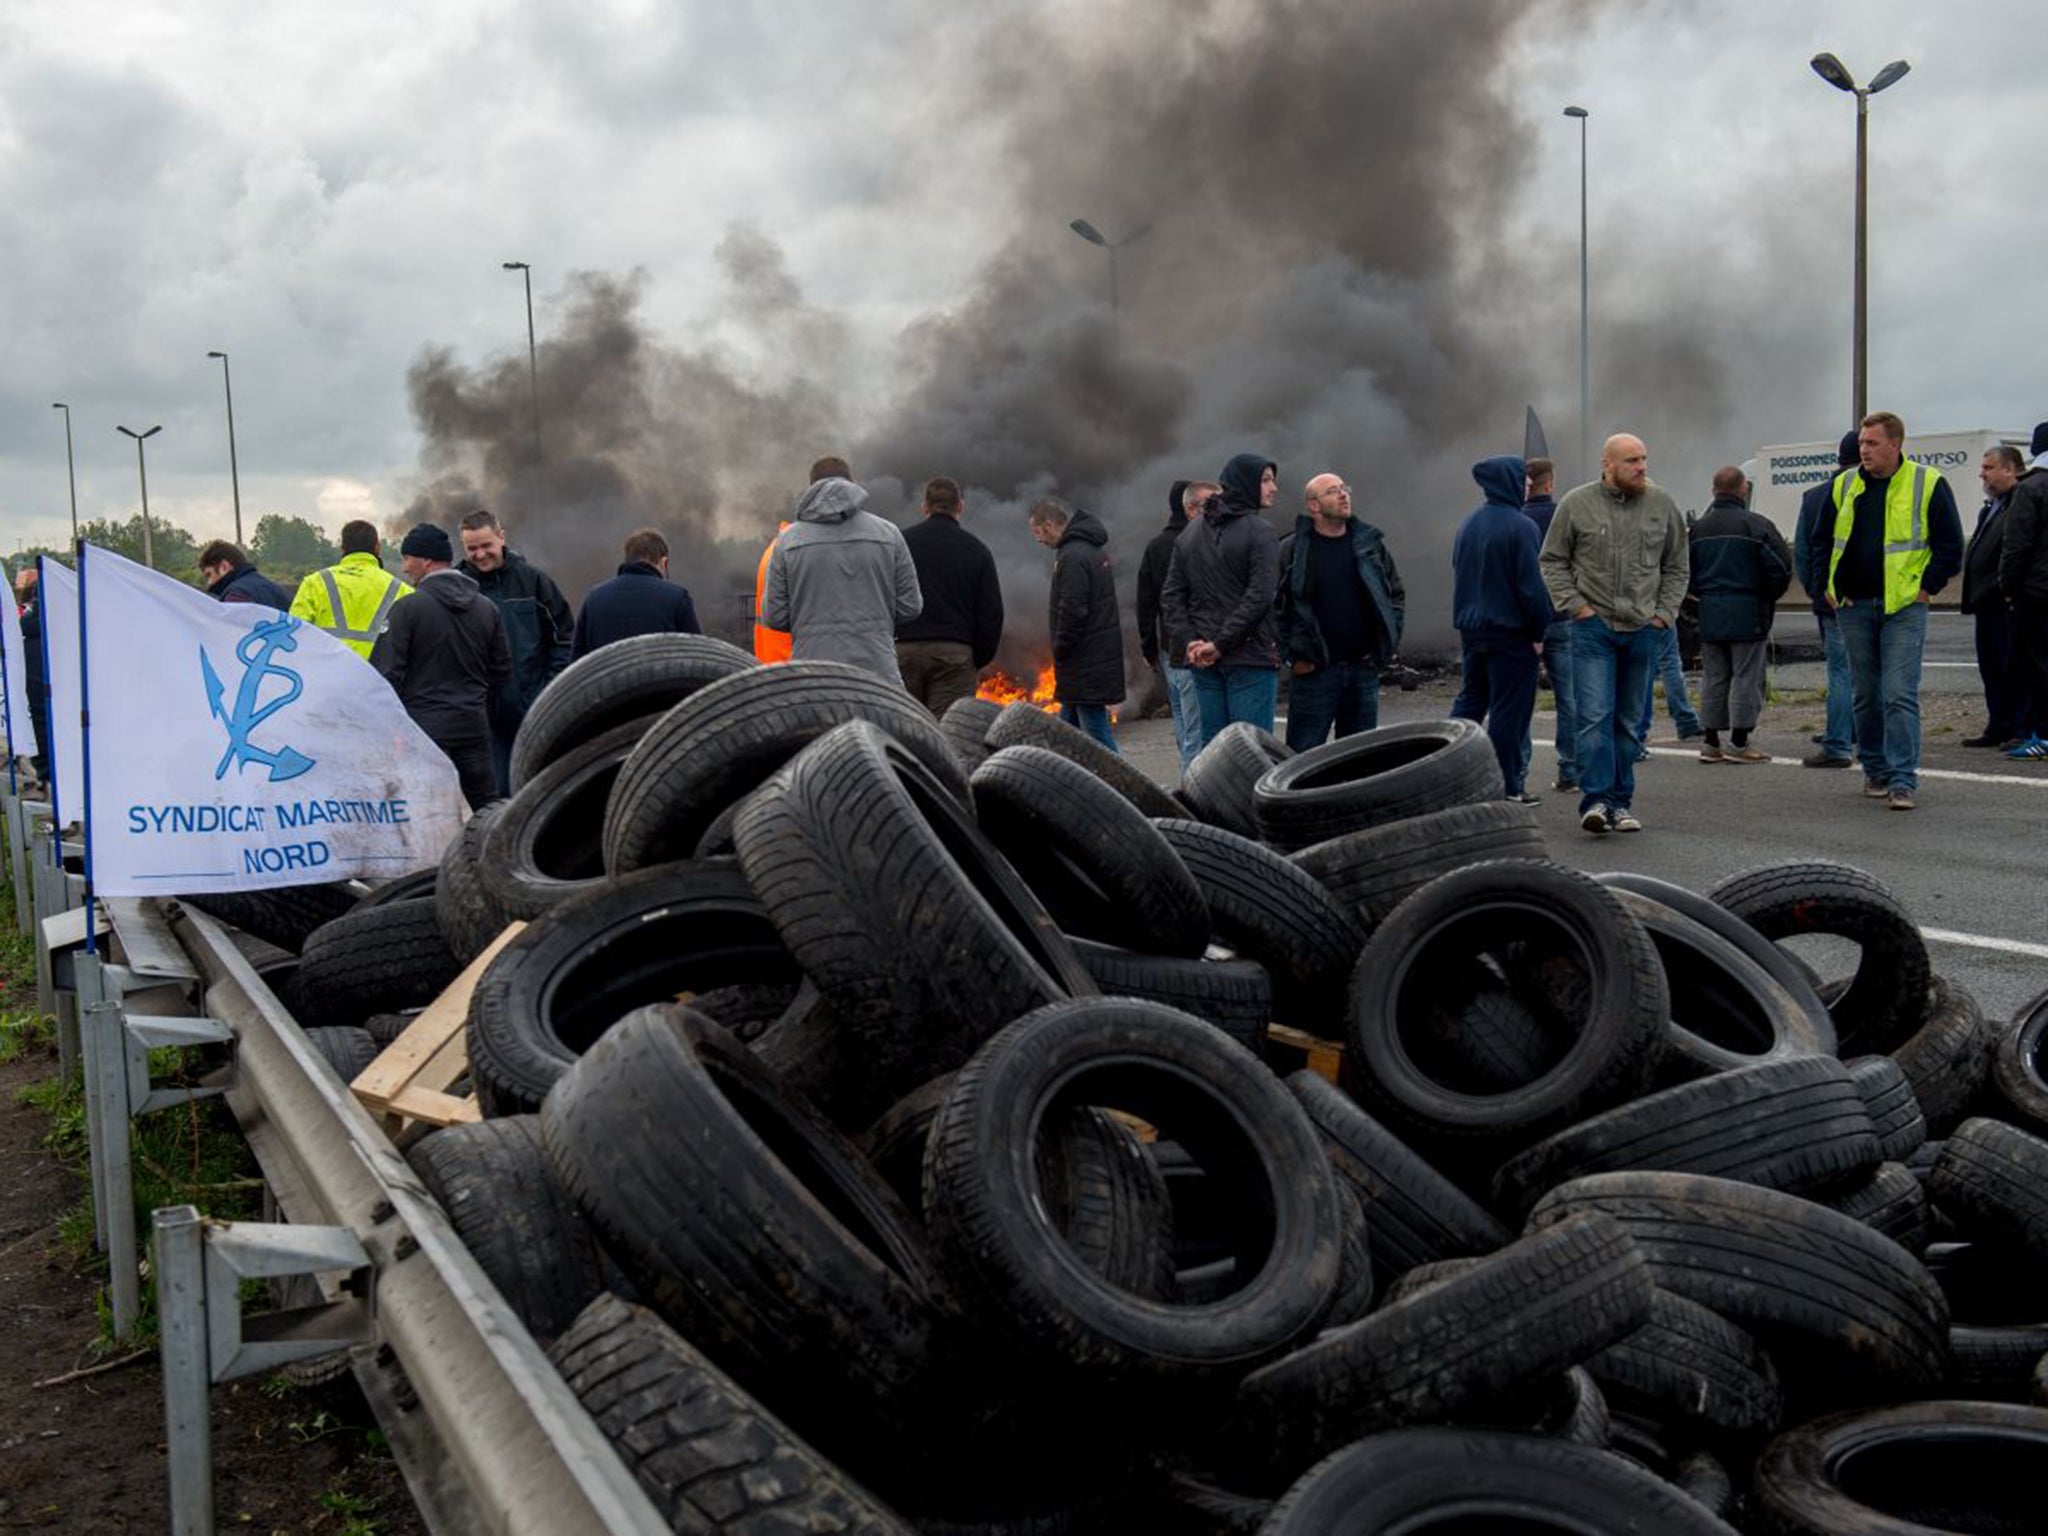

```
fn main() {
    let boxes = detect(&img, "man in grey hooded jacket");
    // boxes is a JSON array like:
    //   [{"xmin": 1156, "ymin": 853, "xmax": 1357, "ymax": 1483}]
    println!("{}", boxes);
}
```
[{"xmin": 763, "ymin": 475, "xmax": 923, "ymax": 683}]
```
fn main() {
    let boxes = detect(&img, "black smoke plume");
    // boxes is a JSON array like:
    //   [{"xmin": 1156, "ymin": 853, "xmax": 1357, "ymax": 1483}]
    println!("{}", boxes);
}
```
[{"xmin": 399, "ymin": 0, "xmax": 1836, "ymax": 667}]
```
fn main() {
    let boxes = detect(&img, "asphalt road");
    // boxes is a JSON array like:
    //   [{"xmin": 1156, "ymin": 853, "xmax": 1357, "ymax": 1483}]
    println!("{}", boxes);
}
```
[{"xmin": 1115, "ymin": 636, "xmax": 2047, "ymax": 1026}]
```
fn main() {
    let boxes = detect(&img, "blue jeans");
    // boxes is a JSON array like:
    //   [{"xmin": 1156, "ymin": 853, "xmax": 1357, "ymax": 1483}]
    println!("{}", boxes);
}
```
[
  {"xmin": 1636, "ymin": 625, "xmax": 1701, "ymax": 739},
  {"xmin": 1192, "ymin": 667, "xmax": 1278, "ymax": 747},
  {"xmin": 1163, "ymin": 665, "xmax": 1202, "ymax": 770},
  {"xmin": 1059, "ymin": 703, "xmax": 1121, "ymax": 756},
  {"xmin": 1452, "ymin": 644, "xmax": 1540, "ymax": 796},
  {"xmin": 1284, "ymin": 660, "xmax": 1381, "ymax": 751},
  {"xmin": 1520, "ymin": 619, "xmax": 1577, "ymax": 787},
  {"xmin": 1817, "ymin": 611, "xmax": 1855, "ymax": 760},
  {"xmin": 1571, "ymin": 616, "xmax": 1660, "ymax": 815},
  {"xmin": 1835, "ymin": 600, "xmax": 1927, "ymax": 791}
]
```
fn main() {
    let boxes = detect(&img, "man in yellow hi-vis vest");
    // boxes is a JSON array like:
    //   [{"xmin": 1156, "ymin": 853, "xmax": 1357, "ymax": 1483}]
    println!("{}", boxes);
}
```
[
  {"xmin": 1825, "ymin": 411, "xmax": 1964, "ymax": 811},
  {"xmin": 289, "ymin": 520, "xmax": 413, "ymax": 660}
]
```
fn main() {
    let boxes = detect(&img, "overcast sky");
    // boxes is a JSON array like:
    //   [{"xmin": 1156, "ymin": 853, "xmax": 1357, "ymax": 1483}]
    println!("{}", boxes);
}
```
[{"xmin": 0, "ymin": 0, "xmax": 2038, "ymax": 563}]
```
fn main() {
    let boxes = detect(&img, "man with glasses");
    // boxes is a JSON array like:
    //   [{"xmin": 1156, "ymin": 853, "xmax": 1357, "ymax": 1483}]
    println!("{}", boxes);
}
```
[{"xmin": 1274, "ymin": 473, "xmax": 1405, "ymax": 750}]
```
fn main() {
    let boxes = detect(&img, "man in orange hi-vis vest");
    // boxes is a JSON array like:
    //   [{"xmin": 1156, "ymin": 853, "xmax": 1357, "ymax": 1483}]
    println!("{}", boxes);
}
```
[{"xmin": 753, "ymin": 526, "xmax": 792, "ymax": 662}]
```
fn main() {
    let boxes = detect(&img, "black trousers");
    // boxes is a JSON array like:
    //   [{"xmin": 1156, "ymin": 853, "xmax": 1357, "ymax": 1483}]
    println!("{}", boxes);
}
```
[
  {"xmin": 442, "ymin": 736, "xmax": 500, "ymax": 811},
  {"xmin": 2012, "ymin": 599, "xmax": 2048, "ymax": 739},
  {"xmin": 1973, "ymin": 600, "xmax": 2024, "ymax": 739}
]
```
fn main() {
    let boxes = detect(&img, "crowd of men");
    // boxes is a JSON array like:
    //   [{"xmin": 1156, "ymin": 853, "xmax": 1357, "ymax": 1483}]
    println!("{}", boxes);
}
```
[{"xmin": 18, "ymin": 409, "xmax": 2037, "ymax": 821}]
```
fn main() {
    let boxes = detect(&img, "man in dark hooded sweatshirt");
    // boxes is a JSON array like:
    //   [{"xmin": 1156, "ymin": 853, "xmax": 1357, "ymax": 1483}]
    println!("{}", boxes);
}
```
[
  {"xmin": 1161, "ymin": 454, "xmax": 1282, "ymax": 747},
  {"xmin": 372, "ymin": 523, "xmax": 512, "ymax": 810},
  {"xmin": 1029, "ymin": 497, "xmax": 1126, "ymax": 753},
  {"xmin": 1451, "ymin": 455, "xmax": 1553, "ymax": 801},
  {"xmin": 1137, "ymin": 479, "xmax": 1204, "ymax": 768}
]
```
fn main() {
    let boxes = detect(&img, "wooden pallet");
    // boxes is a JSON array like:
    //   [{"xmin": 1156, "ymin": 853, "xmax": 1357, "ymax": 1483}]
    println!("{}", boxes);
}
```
[
  {"xmin": 351, "ymin": 922, "xmax": 526, "ymax": 1135},
  {"xmin": 1266, "ymin": 1024, "xmax": 1344, "ymax": 1083}
]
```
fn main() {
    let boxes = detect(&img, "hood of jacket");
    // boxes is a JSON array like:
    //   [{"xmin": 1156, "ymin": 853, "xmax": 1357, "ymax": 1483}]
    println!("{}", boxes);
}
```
[
  {"xmin": 795, "ymin": 476, "xmax": 867, "ymax": 524},
  {"xmin": 1219, "ymin": 453, "xmax": 1276, "ymax": 513},
  {"xmin": 419, "ymin": 568, "xmax": 483, "ymax": 611},
  {"xmin": 1058, "ymin": 507, "xmax": 1110, "ymax": 550},
  {"xmin": 1471, "ymin": 455, "xmax": 1528, "ymax": 510},
  {"xmin": 1166, "ymin": 480, "xmax": 1190, "ymax": 530}
]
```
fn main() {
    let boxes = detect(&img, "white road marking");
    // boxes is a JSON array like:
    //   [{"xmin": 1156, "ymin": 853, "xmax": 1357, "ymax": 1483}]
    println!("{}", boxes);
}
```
[
  {"xmin": 1922, "ymin": 928, "xmax": 2048, "ymax": 962},
  {"xmin": 1527, "ymin": 736, "xmax": 2048, "ymax": 787}
]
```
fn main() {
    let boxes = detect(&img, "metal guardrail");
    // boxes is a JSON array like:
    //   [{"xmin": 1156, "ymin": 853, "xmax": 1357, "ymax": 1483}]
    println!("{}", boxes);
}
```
[
  {"xmin": 164, "ymin": 901, "xmax": 672, "ymax": 1536},
  {"xmin": 7, "ymin": 784, "xmax": 669, "ymax": 1536}
]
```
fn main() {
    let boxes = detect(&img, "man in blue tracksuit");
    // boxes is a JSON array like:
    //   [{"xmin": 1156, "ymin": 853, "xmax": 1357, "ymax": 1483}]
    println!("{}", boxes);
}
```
[{"xmin": 1451, "ymin": 455, "xmax": 1554, "ymax": 801}]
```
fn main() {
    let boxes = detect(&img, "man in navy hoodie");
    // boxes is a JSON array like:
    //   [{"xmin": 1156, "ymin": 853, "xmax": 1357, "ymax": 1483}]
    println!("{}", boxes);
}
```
[
  {"xmin": 1451, "ymin": 455, "xmax": 1553, "ymax": 802},
  {"xmin": 1519, "ymin": 458, "xmax": 1575, "ymax": 791}
]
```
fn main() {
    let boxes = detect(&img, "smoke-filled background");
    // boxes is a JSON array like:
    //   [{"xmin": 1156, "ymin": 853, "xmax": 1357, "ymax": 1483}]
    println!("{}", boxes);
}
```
[
  {"xmin": 390, "ymin": 0, "xmax": 1849, "ymax": 666},
  {"xmin": 2, "ymin": 0, "xmax": 2039, "ymax": 669}
]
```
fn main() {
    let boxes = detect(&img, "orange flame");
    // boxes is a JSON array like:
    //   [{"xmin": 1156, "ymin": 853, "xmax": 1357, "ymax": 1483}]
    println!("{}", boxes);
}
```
[{"xmin": 977, "ymin": 664, "xmax": 1060, "ymax": 712}]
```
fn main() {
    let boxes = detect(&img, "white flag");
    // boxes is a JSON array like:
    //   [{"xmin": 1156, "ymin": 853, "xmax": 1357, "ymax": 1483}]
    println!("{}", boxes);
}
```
[
  {"xmin": 80, "ymin": 545, "xmax": 466, "ymax": 896},
  {"xmin": 0, "ymin": 577, "xmax": 37, "ymax": 762},
  {"xmin": 40, "ymin": 557, "xmax": 83, "ymax": 825}
]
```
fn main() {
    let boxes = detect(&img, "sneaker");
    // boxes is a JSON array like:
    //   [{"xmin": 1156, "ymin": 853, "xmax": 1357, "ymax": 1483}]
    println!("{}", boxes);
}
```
[
  {"xmin": 1506, "ymin": 791, "xmax": 1542, "ymax": 805},
  {"xmin": 1551, "ymin": 777, "xmax": 1577, "ymax": 792},
  {"xmin": 1802, "ymin": 751, "xmax": 1854, "ymax": 768},
  {"xmin": 1698, "ymin": 743, "xmax": 1727, "ymax": 763},
  {"xmin": 1963, "ymin": 732, "xmax": 2006, "ymax": 748},
  {"xmin": 2006, "ymin": 737, "xmax": 2048, "ymax": 760},
  {"xmin": 1728, "ymin": 747, "xmax": 1771, "ymax": 764},
  {"xmin": 1888, "ymin": 788, "xmax": 1916, "ymax": 810},
  {"xmin": 1633, "ymin": 747, "xmax": 1652, "ymax": 763},
  {"xmin": 1580, "ymin": 804, "xmax": 1610, "ymax": 835},
  {"xmin": 1863, "ymin": 779, "xmax": 1890, "ymax": 798},
  {"xmin": 1608, "ymin": 806, "xmax": 1642, "ymax": 833},
  {"xmin": 1677, "ymin": 728, "xmax": 1704, "ymax": 742},
  {"xmin": 1809, "ymin": 733, "xmax": 1826, "ymax": 745}
]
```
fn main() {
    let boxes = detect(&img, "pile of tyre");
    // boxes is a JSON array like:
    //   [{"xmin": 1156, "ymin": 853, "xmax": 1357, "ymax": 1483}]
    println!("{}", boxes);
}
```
[{"xmin": 182, "ymin": 635, "xmax": 2048, "ymax": 1535}]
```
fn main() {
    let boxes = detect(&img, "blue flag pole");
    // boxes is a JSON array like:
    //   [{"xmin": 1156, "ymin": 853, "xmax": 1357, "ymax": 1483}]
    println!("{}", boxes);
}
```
[
  {"xmin": 0, "ymin": 559, "xmax": 17, "ymax": 800},
  {"xmin": 35, "ymin": 555, "xmax": 59, "ymax": 871},
  {"xmin": 75, "ymin": 542, "xmax": 95, "ymax": 957}
]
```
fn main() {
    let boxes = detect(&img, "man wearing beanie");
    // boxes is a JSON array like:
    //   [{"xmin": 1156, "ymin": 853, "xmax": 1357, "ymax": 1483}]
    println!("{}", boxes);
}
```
[
  {"xmin": 1793, "ymin": 431, "xmax": 1863, "ymax": 768},
  {"xmin": 371, "ymin": 523, "xmax": 511, "ymax": 809},
  {"xmin": 1996, "ymin": 421, "xmax": 2048, "ymax": 757}
]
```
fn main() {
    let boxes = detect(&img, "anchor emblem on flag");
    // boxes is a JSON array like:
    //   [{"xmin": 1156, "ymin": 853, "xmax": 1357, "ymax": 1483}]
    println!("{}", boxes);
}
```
[{"xmin": 200, "ymin": 615, "xmax": 318, "ymax": 783}]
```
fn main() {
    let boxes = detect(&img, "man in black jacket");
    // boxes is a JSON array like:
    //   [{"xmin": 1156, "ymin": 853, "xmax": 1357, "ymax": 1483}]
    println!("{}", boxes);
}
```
[
  {"xmin": 197, "ymin": 541, "xmax": 292, "ymax": 609},
  {"xmin": 573, "ymin": 528, "xmax": 701, "ymax": 658},
  {"xmin": 1961, "ymin": 445, "xmax": 2027, "ymax": 747},
  {"xmin": 1028, "ymin": 498, "xmax": 1124, "ymax": 753},
  {"xmin": 1136, "ymin": 480, "xmax": 1204, "ymax": 769},
  {"xmin": 1161, "ymin": 453, "xmax": 1282, "ymax": 747},
  {"xmin": 895, "ymin": 476, "xmax": 1004, "ymax": 715},
  {"xmin": 1689, "ymin": 467, "xmax": 1791, "ymax": 763},
  {"xmin": 1998, "ymin": 423, "xmax": 2048, "ymax": 758},
  {"xmin": 1794, "ymin": 431, "xmax": 1862, "ymax": 768},
  {"xmin": 373, "ymin": 524, "xmax": 512, "ymax": 809},
  {"xmin": 458, "ymin": 510, "xmax": 573, "ymax": 795},
  {"xmin": 1276, "ymin": 472, "xmax": 1405, "ymax": 751}
]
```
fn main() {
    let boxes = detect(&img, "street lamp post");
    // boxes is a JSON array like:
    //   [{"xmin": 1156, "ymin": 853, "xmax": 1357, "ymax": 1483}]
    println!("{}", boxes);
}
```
[
  {"xmin": 1811, "ymin": 53, "xmax": 1911, "ymax": 426},
  {"xmin": 1068, "ymin": 218, "xmax": 1153, "ymax": 321},
  {"xmin": 115, "ymin": 425, "xmax": 163, "ymax": 570},
  {"xmin": 206, "ymin": 351, "xmax": 244, "ymax": 545},
  {"xmin": 51, "ymin": 403, "xmax": 79, "ymax": 542},
  {"xmin": 1563, "ymin": 106, "xmax": 1591, "ymax": 482},
  {"xmin": 502, "ymin": 261, "xmax": 542, "ymax": 456}
]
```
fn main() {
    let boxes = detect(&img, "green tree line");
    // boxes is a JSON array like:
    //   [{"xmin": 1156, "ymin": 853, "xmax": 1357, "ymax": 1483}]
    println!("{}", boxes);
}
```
[{"xmin": 14, "ymin": 514, "xmax": 395, "ymax": 591}]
